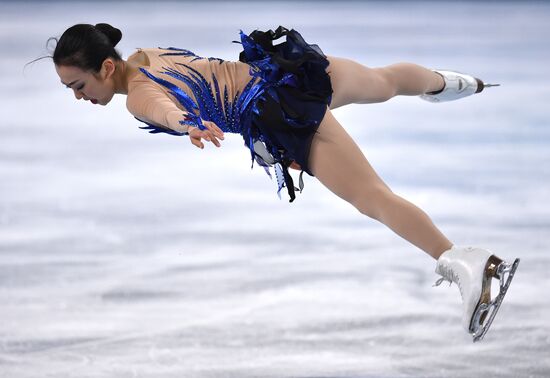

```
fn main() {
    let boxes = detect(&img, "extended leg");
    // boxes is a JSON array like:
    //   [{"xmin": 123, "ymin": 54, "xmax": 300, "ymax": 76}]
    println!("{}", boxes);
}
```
[
  {"xmin": 308, "ymin": 108, "xmax": 452, "ymax": 259},
  {"xmin": 325, "ymin": 56, "xmax": 445, "ymax": 109},
  {"xmin": 308, "ymin": 109, "xmax": 519, "ymax": 340},
  {"xmin": 317, "ymin": 61, "xmax": 516, "ymax": 340}
]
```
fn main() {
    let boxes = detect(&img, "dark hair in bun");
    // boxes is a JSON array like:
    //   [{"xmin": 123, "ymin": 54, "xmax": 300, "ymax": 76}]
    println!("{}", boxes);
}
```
[
  {"xmin": 28, "ymin": 23, "xmax": 124, "ymax": 73},
  {"xmin": 94, "ymin": 23, "xmax": 122, "ymax": 47}
]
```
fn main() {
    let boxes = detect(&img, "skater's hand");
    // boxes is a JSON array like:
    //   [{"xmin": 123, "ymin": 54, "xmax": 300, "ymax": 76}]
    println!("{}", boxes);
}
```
[{"xmin": 188, "ymin": 121, "xmax": 224, "ymax": 149}]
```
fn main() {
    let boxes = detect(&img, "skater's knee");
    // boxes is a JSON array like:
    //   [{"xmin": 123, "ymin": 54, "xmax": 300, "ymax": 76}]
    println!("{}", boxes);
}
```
[
  {"xmin": 360, "ymin": 67, "xmax": 398, "ymax": 104},
  {"xmin": 350, "ymin": 184, "xmax": 394, "ymax": 220},
  {"xmin": 327, "ymin": 56, "xmax": 398, "ymax": 105}
]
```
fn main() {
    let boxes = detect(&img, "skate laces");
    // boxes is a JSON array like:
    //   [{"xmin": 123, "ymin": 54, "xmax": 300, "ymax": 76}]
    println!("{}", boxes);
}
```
[
  {"xmin": 433, "ymin": 276, "xmax": 452, "ymax": 287},
  {"xmin": 433, "ymin": 265, "xmax": 464, "ymax": 298}
]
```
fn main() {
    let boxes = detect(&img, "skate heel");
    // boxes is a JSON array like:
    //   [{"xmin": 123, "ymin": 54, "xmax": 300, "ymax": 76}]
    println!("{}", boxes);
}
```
[
  {"xmin": 473, "ymin": 256, "xmax": 501, "ymax": 331},
  {"xmin": 485, "ymin": 255, "xmax": 503, "ymax": 278},
  {"xmin": 486, "ymin": 255, "xmax": 519, "ymax": 288},
  {"xmin": 471, "ymin": 256, "xmax": 520, "ymax": 342}
]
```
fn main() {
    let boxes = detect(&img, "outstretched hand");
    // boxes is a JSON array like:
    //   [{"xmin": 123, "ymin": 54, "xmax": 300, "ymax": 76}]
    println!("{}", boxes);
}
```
[{"xmin": 188, "ymin": 121, "xmax": 225, "ymax": 149}]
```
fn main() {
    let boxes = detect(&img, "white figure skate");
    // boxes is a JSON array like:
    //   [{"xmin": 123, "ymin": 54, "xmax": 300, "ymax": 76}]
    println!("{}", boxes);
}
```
[
  {"xmin": 420, "ymin": 70, "xmax": 500, "ymax": 103},
  {"xmin": 434, "ymin": 245, "xmax": 520, "ymax": 342}
]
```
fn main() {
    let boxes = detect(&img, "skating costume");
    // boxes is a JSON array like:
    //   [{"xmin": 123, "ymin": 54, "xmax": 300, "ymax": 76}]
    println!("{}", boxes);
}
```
[{"xmin": 126, "ymin": 26, "xmax": 333, "ymax": 202}]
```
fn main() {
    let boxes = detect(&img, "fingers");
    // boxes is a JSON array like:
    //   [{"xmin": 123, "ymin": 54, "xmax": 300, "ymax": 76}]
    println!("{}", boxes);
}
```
[
  {"xmin": 203, "ymin": 133, "xmax": 221, "ymax": 147},
  {"xmin": 198, "ymin": 130, "xmax": 220, "ymax": 147},
  {"xmin": 203, "ymin": 121, "xmax": 224, "ymax": 140},
  {"xmin": 188, "ymin": 121, "xmax": 225, "ymax": 149},
  {"xmin": 190, "ymin": 137, "xmax": 204, "ymax": 149},
  {"xmin": 189, "ymin": 129, "xmax": 222, "ymax": 149}
]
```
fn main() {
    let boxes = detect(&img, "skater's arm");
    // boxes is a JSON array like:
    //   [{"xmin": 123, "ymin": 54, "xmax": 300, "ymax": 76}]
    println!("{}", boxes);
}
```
[
  {"xmin": 126, "ymin": 81, "xmax": 225, "ymax": 149},
  {"xmin": 126, "ymin": 81, "xmax": 197, "ymax": 134}
]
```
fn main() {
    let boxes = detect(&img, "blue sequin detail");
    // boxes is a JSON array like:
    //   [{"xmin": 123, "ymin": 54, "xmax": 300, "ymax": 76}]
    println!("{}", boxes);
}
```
[
  {"xmin": 136, "ymin": 118, "xmax": 189, "ymax": 136},
  {"xmin": 158, "ymin": 46, "xmax": 225, "ymax": 64},
  {"xmin": 136, "ymin": 66, "xmax": 262, "ymax": 134}
]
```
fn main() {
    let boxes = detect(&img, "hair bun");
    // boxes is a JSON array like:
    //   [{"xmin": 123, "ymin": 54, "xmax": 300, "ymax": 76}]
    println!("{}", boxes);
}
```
[{"xmin": 94, "ymin": 23, "xmax": 122, "ymax": 47}]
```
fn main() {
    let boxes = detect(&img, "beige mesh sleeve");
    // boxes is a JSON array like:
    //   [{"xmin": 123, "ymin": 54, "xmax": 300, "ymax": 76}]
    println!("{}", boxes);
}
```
[{"xmin": 126, "ymin": 81, "xmax": 193, "ymax": 134}]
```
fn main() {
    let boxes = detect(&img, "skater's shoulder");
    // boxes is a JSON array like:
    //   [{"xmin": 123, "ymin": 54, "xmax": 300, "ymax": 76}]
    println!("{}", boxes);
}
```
[{"xmin": 127, "ymin": 48, "xmax": 150, "ymax": 66}]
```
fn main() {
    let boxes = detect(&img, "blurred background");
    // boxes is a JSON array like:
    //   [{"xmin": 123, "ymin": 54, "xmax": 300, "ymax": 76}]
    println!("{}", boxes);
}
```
[{"xmin": 1, "ymin": 1, "xmax": 549, "ymax": 377}]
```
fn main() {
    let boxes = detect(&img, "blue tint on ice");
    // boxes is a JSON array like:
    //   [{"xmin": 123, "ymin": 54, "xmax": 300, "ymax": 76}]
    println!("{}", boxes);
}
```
[{"xmin": 1, "ymin": 1, "xmax": 550, "ymax": 377}]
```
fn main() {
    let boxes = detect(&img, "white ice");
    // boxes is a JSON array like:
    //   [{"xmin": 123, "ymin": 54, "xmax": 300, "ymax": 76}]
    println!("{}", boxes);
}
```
[{"xmin": 1, "ymin": 1, "xmax": 549, "ymax": 377}]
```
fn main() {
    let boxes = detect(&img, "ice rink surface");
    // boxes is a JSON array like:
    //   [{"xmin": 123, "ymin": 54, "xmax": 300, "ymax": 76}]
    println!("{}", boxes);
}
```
[{"xmin": 1, "ymin": 1, "xmax": 549, "ymax": 377}]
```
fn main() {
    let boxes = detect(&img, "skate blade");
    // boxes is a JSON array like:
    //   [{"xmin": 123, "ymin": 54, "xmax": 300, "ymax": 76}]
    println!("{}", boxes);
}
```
[
  {"xmin": 475, "ymin": 78, "xmax": 501, "ymax": 93},
  {"xmin": 470, "ymin": 258, "xmax": 520, "ymax": 342}
]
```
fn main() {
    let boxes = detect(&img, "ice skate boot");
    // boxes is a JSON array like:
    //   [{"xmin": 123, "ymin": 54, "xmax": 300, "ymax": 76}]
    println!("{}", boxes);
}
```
[
  {"xmin": 434, "ymin": 245, "xmax": 520, "ymax": 342},
  {"xmin": 420, "ymin": 70, "xmax": 500, "ymax": 103}
]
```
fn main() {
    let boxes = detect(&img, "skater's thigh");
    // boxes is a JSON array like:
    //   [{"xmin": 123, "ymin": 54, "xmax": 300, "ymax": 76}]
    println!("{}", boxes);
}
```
[
  {"xmin": 309, "ymin": 108, "xmax": 391, "ymax": 206},
  {"xmin": 326, "ymin": 55, "xmax": 394, "ymax": 109}
]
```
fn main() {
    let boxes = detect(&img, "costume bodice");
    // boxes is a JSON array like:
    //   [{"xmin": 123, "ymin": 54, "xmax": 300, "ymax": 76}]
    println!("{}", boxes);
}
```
[{"xmin": 126, "ymin": 47, "xmax": 261, "ymax": 134}]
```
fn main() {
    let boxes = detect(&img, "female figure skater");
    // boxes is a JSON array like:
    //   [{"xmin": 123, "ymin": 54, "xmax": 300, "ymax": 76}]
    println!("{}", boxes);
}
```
[{"xmin": 43, "ymin": 23, "xmax": 519, "ymax": 342}]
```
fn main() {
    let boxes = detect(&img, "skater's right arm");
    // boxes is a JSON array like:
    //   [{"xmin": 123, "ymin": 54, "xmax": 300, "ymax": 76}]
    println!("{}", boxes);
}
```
[
  {"xmin": 126, "ymin": 81, "xmax": 197, "ymax": 134},
  {"xmin": 126, "ymin": 81, "xmax": 224, "ymax": 148}
]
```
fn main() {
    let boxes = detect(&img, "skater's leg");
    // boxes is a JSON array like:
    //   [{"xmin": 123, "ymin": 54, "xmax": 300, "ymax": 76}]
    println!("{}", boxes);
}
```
[
  {"xmin": 309, "ymin": 108, "xmax": 453, "ymax": 259},
  {"xmin": 326, "ymin": 56, "xmax": 445, "ymax": 109}
]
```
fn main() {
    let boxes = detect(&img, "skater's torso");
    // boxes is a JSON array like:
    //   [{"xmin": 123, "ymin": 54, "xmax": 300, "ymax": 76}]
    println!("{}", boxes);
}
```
[{"xmin": 126, "ymin": 47, "xmax": 259, "ymax": 132}]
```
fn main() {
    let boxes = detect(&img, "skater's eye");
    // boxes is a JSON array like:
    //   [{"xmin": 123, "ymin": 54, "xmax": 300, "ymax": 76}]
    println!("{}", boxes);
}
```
[
  {"xmin": 64, "ymin": 82, "xmax": 84, "ymax": 90},
  {"xmin": 62, "ymin": 79, "xmax": 78, "ymax": 89}
]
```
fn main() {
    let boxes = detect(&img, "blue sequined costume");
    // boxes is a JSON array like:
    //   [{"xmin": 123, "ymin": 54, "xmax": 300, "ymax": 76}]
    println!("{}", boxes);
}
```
[{"xmin": 131, "ymin": 26, "xmax": 333, "ymax": 202}]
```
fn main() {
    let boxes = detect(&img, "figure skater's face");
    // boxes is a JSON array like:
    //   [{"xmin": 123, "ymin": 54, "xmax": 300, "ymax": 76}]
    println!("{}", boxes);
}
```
[{"xmin": 55, "ymin": 58, "xmax": 117, "ymax": 106}]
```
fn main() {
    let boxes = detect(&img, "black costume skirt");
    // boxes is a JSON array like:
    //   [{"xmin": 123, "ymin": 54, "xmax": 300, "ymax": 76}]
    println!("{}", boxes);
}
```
[{"xmin": 235, "ymin": 26, "xmax": 333, "ymax": 202}]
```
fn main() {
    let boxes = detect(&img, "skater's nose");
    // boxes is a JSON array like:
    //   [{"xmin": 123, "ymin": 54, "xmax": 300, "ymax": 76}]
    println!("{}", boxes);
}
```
[{"xmin": 73, "ymin": 88, "xmax": 85, "ymax": 100}]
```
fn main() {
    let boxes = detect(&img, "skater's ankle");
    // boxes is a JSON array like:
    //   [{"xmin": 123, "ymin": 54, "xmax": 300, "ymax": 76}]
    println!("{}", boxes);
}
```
[
  {"xmin": 434, "ymin": 241, "xmax": 454, "ymax": 259},
  {"xmin": 426, "ymin": 71, "xmax": 445, "ymax": 94}
]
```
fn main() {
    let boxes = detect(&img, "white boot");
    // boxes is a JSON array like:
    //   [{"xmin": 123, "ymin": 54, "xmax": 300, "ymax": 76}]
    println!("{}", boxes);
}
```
[
  {"xmin": 434, "ymin": 245, "xmax": 520, "ymax": 342},
  {"xmin": 420, "ymin": 70, "xmax": 500, "ymax": 103}
]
